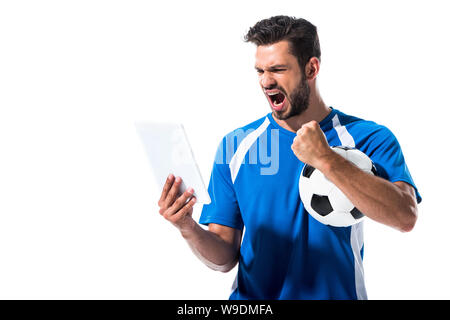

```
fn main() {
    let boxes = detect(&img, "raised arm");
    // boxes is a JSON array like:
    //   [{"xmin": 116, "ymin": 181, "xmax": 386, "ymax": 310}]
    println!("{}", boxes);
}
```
[{"xmin": 291, "ymin": 120, "xmax": 418, "ymax": 232}]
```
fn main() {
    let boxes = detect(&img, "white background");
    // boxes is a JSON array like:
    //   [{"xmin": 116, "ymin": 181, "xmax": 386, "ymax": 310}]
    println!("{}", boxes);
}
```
[{"xmin": 0, "ymin": 0, "xmax": 448, "ymax": 299}]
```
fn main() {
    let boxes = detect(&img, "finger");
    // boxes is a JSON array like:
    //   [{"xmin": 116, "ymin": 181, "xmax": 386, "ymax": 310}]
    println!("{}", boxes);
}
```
[
  {"xmin": 172, "ymin": 196, "xmax": 196, "ymax": 220},
  {"xmin": 164, "ymin": 187, "xmax": 194, "ymax": 217},
  {"xmin": 303, "ymin": 120, "xmax": 318, "ymax": 128},
  {"xmin": 158, "ymin": 174, "xmax": 175, "ymax": 206},
  {"xmin": 164, "ymin": 176, "xmax": 182, "ymax": 208},
  {"xmin": 308, "ymin": 120, "xmax": 318, "ymax": 128},
  {"xmin": 293, "ymin": 134, "xmax": 302, "ymax": 146}
]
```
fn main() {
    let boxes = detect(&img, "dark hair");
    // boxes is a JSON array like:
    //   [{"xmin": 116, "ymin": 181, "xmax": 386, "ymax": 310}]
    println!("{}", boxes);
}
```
[{"xmin": 244, "ymin": 16, "xmax": 321, "ymax": 72}]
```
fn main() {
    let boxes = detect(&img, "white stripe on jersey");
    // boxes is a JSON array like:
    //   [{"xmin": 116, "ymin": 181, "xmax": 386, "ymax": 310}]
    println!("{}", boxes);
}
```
[
  {"xmin": 351, "ymin": 223, "xmax": 367, "ymax": 299},
  {"xmin": 332, "ymin": 113, "xmax": 367, "ymax": 300},
  {"xmin": 332, "ymin": 114, "xmax": 355, "ymax": 148},
  {"xmin": 229, "ymin": 117, "xmax": 270, "ymax": 183}
]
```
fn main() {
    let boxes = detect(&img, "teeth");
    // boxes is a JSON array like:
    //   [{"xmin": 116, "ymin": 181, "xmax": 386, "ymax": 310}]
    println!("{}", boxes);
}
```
[{"xmin": 267, "ymin": 92, "xmax": 279, "ymax": 96}]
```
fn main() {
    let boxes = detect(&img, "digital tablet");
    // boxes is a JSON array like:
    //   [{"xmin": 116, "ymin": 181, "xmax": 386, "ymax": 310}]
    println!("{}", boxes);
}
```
[{"xmin": 135, "ymin": 122, "xmax": 211, "ymax": 204}]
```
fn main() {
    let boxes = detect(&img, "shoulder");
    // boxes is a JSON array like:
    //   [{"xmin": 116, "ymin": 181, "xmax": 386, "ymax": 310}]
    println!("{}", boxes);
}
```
[{"xmin": 333, "ymin": 109, "xmax": 398, "ymax": 146}]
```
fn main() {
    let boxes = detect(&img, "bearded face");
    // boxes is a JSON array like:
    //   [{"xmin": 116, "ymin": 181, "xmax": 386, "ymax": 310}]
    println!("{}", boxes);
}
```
[
  {"xmin": 255, "ymin": 41, "xmax": 311, "ymax": 121},
  {"xmin": 269, "ymin": 75, "xmax": 310, "ymax": 120}
]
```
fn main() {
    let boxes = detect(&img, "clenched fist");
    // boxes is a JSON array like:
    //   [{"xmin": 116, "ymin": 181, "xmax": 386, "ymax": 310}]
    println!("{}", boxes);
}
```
[{"xmin": 291, "ymin": 120, "xmax": 334, "ymax": 169}]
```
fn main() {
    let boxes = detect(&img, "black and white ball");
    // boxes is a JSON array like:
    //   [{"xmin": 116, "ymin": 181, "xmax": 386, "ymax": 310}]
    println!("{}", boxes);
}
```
[{"xmin": 299, "ymin": 146, "xmax": 377, "ymax": 227}]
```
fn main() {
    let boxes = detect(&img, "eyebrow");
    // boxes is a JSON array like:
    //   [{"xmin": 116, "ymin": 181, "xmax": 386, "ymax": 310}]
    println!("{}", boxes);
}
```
[{"xmin": 255, "ymin": 64, "xmax": 289, "ymax": 71}]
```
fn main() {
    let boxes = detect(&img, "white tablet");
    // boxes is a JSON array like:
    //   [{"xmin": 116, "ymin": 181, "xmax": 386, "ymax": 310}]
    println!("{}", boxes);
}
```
[{"xmin": 135, "ymin": 122, "xmax": 211, "ymax": 204}]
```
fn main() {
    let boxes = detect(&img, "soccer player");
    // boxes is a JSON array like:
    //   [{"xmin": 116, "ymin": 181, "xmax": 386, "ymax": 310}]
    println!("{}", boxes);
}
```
[{"xmin": 157, "ymin": 16, "xmax": 421, "ymax": 299}]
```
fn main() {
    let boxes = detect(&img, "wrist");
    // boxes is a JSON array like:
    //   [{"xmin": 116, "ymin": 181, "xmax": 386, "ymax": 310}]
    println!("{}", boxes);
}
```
[
  {"xmin": 315, "ymin": 149, "xmax": 339, "ymax": 174},
  {"xmin": 179, "ymin": 217, "xmax": 198, "ymax": 239}
]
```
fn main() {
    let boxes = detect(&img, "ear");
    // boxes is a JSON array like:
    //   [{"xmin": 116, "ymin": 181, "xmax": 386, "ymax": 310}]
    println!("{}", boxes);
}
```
[{"xmin": 305, "ymin": 57, "xmax": 320, "ymax": 80}]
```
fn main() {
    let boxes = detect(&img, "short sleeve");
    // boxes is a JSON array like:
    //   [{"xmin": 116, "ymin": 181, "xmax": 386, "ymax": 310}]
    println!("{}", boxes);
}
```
[
  {"xmin": 365, "ymin": 126, "xmax": 422, "ymax": 204},
  {"xmin": 199, "ymin": 138, "xmax": 244, "ymax": 230}
]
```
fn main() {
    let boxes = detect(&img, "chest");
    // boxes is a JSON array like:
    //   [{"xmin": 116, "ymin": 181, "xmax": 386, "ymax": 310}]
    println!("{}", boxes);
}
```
[{"xmin": 232, "ymin": 127, "xmax": 349, "ymax": 237}]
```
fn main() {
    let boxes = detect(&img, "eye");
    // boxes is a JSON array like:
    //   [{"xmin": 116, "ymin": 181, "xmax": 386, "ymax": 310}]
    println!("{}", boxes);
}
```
[{"xmin": 256, "ymin": 69, "xmax": 263, "ymax": 74}]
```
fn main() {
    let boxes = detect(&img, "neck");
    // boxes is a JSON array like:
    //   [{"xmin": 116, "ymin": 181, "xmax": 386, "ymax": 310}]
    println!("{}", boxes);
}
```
[{"xmin": 272, "ymin": 86, "xmax": 330, "ymax": 133}]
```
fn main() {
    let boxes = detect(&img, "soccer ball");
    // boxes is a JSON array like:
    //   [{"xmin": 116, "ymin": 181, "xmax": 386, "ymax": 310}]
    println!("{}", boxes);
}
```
[{"xmin": 299, "ymin": 146, "xmax": 377, "ymax": 227}]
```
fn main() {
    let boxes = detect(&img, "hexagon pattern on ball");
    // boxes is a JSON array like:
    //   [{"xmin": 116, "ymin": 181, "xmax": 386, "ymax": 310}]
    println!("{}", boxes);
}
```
[{"xmin": 299, "ymin": 146, "xmax": 378, "ymax": 227}]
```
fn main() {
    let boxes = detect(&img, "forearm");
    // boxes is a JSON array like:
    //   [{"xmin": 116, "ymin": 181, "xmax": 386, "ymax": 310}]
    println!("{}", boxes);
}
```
[
  {"xmin": 317, "ymin": 152, "xmax": 417, "ymax": 232},
  {"xmin": 180, "ymin": 222, "xmax": 239, "ymax": 272},
  {"xmin": 158, "ymin": 175, "xmax": 240, "ymax": 272}
]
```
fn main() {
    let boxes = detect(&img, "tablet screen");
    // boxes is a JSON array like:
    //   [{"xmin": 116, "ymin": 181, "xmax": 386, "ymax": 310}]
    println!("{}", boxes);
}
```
[{"xmin": 136, "ymin": 122, "xmax": 211, "ymax": 204}]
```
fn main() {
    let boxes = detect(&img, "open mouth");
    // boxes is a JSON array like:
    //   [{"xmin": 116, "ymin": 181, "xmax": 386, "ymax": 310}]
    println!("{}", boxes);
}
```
[{"xmin": 266, "ymin": 90, "xmax": 287, "ymax": 111}]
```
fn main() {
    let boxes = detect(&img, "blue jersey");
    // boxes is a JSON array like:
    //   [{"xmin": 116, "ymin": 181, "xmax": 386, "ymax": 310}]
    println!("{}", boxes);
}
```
[{"xmin": 199, "ymin": 107, "xmax": 421, "ymax": 300}]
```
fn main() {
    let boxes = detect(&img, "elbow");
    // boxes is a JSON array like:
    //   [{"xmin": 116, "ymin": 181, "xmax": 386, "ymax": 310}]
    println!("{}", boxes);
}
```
[
  {"xmin": 391, "ymin": 182, "xmax": 420, "ymax": 233},
  {"xmin": 216, "ymin": 259, "xmax": 239, "ymax": 273},
  {"xmin": 398, "ymin": 214, "xmax": 416, "ymax": 233},
  {"xmin": 398, "ymin": 199, "xmax": 418, "ymax": 233},
  {"xmin": 208, "ymin": 264, "xmax": 234, "ymax": 273},
  {"xmin": 218, "ymin": 265, "xmax": 235, "ymax": 273},
  {"xmin": 208, "ymin": 257, "xmax": 239, "ymax": 273}
]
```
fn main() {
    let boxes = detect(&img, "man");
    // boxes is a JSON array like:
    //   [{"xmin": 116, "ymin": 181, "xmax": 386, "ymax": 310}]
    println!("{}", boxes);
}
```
[{"xmin": 157, "ymin": 16, "xmax": 421, "ymax": 300}]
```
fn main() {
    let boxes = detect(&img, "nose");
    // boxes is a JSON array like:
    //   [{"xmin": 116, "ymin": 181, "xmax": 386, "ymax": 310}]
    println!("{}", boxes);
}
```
[{"xmin": 260, "ymin": 72, "xmax": 276, "ymax": 89}]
